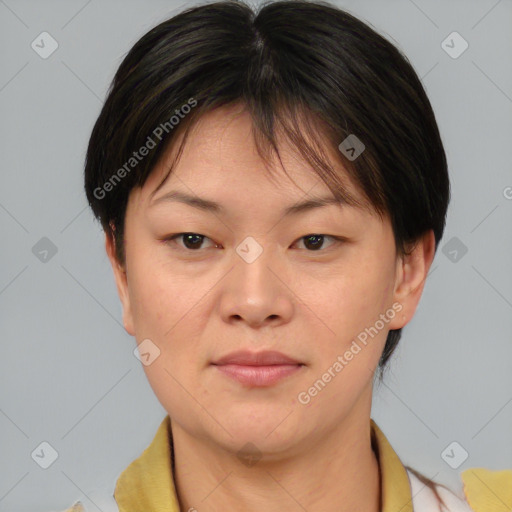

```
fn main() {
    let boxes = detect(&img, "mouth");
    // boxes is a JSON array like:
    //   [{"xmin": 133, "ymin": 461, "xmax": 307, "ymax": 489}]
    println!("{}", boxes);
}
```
[
  {"xmin": 212, "ymin": 363, "xmax": 304, "ymax": 387},
  {"xmin": 211, "ymin": 350, "xmax": 305, "ymax": 387}
]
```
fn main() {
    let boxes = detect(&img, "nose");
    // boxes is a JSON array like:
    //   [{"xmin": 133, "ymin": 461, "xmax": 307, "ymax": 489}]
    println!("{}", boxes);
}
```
[{"xmin": 217, "ymin": 240, "xmax": 295, "ymax": 329}]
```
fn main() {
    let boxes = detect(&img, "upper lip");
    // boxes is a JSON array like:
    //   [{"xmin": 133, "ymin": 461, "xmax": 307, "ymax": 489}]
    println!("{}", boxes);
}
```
[{"xmin": 212, "ymin": 350, "xmax": 302, "ymax": 366}]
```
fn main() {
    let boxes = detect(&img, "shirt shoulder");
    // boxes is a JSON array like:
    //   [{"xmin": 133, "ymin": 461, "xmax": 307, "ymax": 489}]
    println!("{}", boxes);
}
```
[{"xmin": 460, "ymin": 467, "xmax": 512, "ymax": 512}]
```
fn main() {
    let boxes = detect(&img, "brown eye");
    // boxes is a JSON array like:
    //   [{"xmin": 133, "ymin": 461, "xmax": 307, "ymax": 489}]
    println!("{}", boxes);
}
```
[
  {"xmin": 295, "ymin": 234, "xmax": 339, "ymax": 251},
  {"xmin": 299, "ymin": 234, "xmax": 345, "ymax": 252},
  {"xmin": 164, "ymin": 233, "xmax": 217, "ymax": 250}
]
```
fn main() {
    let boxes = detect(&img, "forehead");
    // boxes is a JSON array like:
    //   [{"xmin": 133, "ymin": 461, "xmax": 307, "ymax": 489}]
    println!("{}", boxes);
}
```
[{"xmin": 132, "ymin": 104, "xmax": 370, "ymax": 217}]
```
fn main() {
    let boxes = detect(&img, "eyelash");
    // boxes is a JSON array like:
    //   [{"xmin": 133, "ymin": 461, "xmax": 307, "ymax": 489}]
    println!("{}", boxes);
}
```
[{"xmin": 161, "ymin": 232, "xmax": 346, "ymax": 253}]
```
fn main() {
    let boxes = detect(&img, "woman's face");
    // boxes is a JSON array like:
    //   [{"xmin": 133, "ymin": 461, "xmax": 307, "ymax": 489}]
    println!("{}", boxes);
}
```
[{"xmin": 107, "ymin": 103, "xmax": 430, "ymax": 457}]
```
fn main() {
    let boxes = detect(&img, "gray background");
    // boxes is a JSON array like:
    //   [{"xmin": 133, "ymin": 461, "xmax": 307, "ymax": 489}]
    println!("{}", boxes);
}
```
[{"xmin": 1, "ymin": 0, "xmax": 511, "ymax": 511}]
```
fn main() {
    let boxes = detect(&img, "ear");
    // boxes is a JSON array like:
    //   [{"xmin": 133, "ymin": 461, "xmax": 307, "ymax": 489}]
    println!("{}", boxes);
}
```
[
  {"xmin": 105, "ymin": 230, "xmax": 135, "ymax": 336},
  {"xmin": 387, "ymin": 229, "xmax": 436, "ymax": 330}
]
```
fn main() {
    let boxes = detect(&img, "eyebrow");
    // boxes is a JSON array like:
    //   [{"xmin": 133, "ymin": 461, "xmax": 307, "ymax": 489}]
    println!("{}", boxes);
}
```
[{"xmin": 149, "ymin": 190, "xmax": 357, "ymax": 217}]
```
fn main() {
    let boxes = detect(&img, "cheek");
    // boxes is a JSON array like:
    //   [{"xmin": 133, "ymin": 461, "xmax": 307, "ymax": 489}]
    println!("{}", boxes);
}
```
[
  {"xmin": 127, "ymin": 248, "xmax": 209, "ymax": 363},
  {"xmin": 315, "ymin": 260, "xmax": 393, "ymax": 336},
  {"xmin": 127, "ymin": 241, "xmax": 180, "ymax": 325},
  {"xmin": 128, "ymin": 269, "xmax": 166, "ymax": 331},
  {"xmin": 301, "ymin": 262, "xmax": 394, "ymax": 384},
  {"xmin": 128, "ymin": 261, "xmax": 203, "ymax": 412}
]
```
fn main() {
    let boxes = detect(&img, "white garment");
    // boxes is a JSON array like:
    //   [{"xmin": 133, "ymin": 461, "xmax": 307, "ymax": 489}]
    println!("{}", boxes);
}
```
[{"xmin": 407, "ymin": 469, "xmax": 475, "ymax": 512}]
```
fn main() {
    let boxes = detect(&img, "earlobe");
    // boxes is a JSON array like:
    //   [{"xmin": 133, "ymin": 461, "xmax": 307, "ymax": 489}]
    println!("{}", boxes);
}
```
[
  {"xmin": 104, "ymin": 231, "xmax": 135, "ymax": 336},
  {"xmin": 388, "ymin": 230, "xmax": 436, "ymax": 331}
]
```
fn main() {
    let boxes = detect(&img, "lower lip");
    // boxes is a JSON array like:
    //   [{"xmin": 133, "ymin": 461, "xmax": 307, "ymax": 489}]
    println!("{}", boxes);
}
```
[{"xmin": 213, "ymin": 364, "xmax": 303, "ymax": 386}]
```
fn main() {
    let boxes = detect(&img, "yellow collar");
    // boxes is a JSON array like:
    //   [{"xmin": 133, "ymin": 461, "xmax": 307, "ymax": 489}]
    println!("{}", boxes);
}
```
[{"xmin": 114, "ymin": 416, "xmax": 413, "ymax": 512}]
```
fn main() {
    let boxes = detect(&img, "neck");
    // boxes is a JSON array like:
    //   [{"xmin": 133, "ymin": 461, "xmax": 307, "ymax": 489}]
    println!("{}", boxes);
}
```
[{"xmin": 170, "ymin": 394, "xmax": 381, "ymax": 512}]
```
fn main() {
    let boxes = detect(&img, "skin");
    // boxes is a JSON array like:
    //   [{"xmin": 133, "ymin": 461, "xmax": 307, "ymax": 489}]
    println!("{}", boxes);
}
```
[{"xmin": 106, "ymin": 102, "xmax": 435, "ymax": 512}]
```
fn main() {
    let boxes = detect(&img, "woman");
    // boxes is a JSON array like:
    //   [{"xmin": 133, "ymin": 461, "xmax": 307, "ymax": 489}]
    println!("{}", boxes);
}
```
[{"xmin": 66, "ymin": 0, "xmax": 511, "ymax": 510}]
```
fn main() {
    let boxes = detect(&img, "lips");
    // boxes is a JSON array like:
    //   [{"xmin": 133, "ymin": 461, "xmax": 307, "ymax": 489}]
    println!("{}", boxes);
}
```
[
  {"xmin": 211, "ymin": 349, "xmax": 303, "ymax": 366},
  {"xmin": 211, "ymin": 350, "xmax": 304, "ymax": 387}
]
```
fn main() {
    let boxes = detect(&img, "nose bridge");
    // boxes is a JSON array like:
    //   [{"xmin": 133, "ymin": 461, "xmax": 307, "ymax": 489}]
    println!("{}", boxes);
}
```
[
  {"xmin": 233, "ymin": 234, "xmax": 277, "ymax": 291},
  {"xmin": 218, "ymin": 234, "xmax": 293, "ymax": 326}
]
